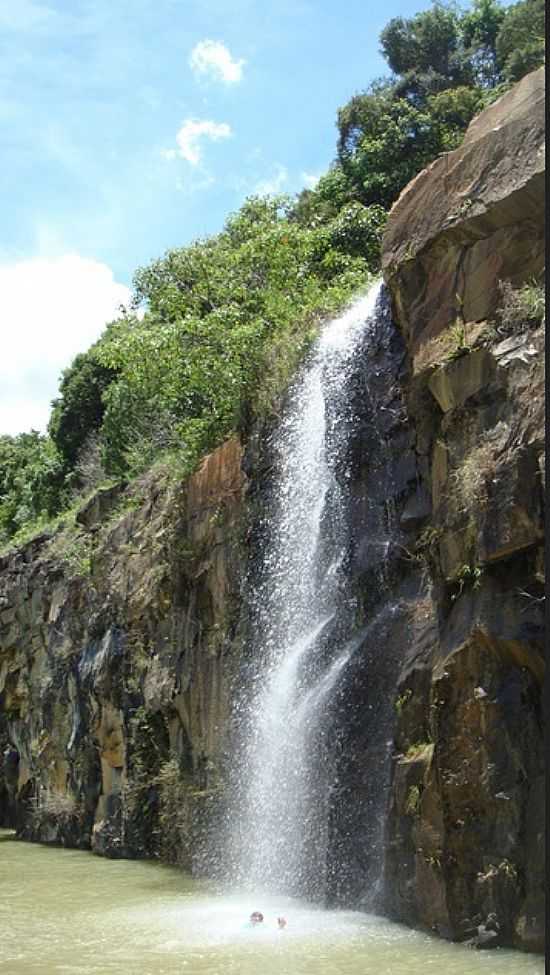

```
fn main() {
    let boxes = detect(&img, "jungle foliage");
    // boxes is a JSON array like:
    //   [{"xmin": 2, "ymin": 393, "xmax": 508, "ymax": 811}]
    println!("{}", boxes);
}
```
[{"xmin": 0, "ymin": 0, "xmax": 544, "ymax": 548}]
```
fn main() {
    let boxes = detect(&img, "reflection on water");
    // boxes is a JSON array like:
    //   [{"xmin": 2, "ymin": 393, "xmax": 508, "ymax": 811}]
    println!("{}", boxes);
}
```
[{"xmin": 1, "ymin": 832, "xmax": 543, "ymax": 975}]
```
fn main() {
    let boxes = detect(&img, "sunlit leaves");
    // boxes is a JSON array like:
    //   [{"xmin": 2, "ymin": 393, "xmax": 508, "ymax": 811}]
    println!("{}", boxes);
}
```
[
  {"xmin": 0, "ymin": 433, "xmax": 65, "ymax": 545},
  {"xmin": 495, "ymin": 0, "xmax": 545, "ymax": 83},
  {"xmin": 93, "ymin": 198, "xmax": 371, "ymax": 479}
]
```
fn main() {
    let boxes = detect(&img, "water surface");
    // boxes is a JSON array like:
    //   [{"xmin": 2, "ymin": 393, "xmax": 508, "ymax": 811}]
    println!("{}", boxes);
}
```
[{"xmin": 1, "ymin": 832, "xmax": 543, "ymax": 975}]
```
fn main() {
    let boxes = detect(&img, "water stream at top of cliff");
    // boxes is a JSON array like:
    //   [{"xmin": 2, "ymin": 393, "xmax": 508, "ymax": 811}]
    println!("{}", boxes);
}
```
[{"xmin": 227, "ymin": 281, "xmax": 391, "ymax": 899}]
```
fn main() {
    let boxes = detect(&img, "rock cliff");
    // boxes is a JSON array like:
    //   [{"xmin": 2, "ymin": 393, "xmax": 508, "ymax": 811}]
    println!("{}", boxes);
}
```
[
  {"xmin": 0, "ymin": 438, "xmax": 246, "ymax": 867},
  {"xmin": 0, "ymin": 68, "xmax": 544, "ymax": 955},
  {"xmin": 381, "ymin": 67, "xmax": 545, "ymax": 953}
]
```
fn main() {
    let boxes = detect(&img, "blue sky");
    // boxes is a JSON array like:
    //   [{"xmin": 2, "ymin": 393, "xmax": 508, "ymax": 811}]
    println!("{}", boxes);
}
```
[{"xmin": 1, "ymin": 0, "xmax": 438, "ymax": 434}]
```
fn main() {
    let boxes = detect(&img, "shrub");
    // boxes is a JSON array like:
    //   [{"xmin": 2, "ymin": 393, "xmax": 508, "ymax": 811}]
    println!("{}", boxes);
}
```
[
  {"xmin": 0, "ymin": 432, "xmax": 66, "ymax": 546},
  {"xmin": 405, "ymin": 784, "xmax": 421, "ymax": 815},
  {"xmin": 30, "ymin": 790, "xmax": 81, "ymax": 830},
  {"xmin": 395, "ymin": 689, "xmax": 413, "ymax": 715},
  {"xmin": 95, "ymin": 201, "xmax": 372, "ymax": 482},
  {"xmin": 495, "ymin": 279, "xmax": 545, "ymax": 335},
  {"xmin": 451, "ymin": 563, "xmax": 484, "ymax": 600},
  {"xmin": 449, "ymin": 438, "xmax": 497, "ymax": 513}
]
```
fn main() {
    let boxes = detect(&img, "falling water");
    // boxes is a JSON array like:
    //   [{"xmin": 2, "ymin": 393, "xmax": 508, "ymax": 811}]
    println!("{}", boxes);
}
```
[{"xmin": 229, "ymin": 280, "xmax": 385, "ymax": 897}]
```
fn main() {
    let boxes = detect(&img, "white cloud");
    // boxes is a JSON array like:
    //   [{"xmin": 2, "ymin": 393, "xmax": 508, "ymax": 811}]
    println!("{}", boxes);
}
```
[
  {"xmin": 175, "ymin": 118, "xmax": 232, "ymax": 166},
  {"xmin": 302, "ymin": 170, "xmax": 322, "ymax": 190},
  {"xmin": 254, "ymin": 164, "xmax": 288, "ymax": 197},
  {"xmin": 160, "ymin": 147, "xmax": 177, "ymax": 161},
  {"xmin": 189, "ymin": 39, "xmax": 245, "ymax": 84},
  {"xmin": 0, "ymin": 254, "xmax": 130, "ymax": 435}
]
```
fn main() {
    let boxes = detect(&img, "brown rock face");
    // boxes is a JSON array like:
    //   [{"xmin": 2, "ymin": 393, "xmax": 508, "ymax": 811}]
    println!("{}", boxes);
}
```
[
  {"xmin": 0, "ymin": 438, "xmax": 246, "ymax": 866},
  {"xmin": 382, "ymin": 70, "xmax": 544, "ymax": 953},
  {"xmin": 382, "ymin": 67, "xmax": 545, "ymax": 356}
]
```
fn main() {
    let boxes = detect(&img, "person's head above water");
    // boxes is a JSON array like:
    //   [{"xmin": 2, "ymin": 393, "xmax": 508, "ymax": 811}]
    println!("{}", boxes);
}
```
[
  {"xmin": 277, "ymin": 916, "xmax": 287, "ymax": 929},
  {"xmin": 250, "ymin": 911, "xmax": 264, "ymax": 925}
]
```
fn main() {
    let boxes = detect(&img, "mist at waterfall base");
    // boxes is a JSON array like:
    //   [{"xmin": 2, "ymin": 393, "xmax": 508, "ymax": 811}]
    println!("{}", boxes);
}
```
[{"xmin": 224, "ymin": 280, "xmax": 401, "ymax": 908}]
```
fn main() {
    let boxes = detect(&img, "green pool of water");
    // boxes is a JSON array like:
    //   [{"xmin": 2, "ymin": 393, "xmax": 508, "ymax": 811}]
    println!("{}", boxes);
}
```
[{"xmin": 0, "ymin": 831, "xmax": 543, "ymax": 975}]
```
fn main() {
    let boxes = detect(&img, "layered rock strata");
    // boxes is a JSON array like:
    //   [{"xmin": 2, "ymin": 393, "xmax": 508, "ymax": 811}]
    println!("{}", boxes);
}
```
[{"xmin": 381, "ymin": 68, "xmax": 545, "ymax": 953}]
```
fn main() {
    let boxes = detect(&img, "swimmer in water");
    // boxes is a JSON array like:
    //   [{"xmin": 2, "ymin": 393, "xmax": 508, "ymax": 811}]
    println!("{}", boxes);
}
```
[
  {"xmin": 248, "ymin": 911, "xmax": 264, "ymax": 927},
  {"xmin": 277, "ymin": 916, "xmax": 287, "ymax": 930}
]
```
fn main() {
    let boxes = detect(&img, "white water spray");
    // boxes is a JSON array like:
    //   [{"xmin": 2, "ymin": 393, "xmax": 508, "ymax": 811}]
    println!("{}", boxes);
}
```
[{"xmin": 230, "ymin": 281, "xmax": 384, "ymax": 895}]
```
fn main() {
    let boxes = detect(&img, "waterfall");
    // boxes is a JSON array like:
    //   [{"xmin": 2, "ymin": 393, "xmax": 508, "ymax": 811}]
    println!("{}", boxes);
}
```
[{"xmin": 227, "ymin": 280, "xmax": 390, "ymax": 898}]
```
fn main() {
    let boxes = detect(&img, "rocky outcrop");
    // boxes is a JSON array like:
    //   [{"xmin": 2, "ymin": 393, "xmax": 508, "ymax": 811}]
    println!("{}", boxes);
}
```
[
  {"xmin": 0, "ymin": 438, "xmax": 245, "ymax": 867},
  {"xmin": 382, "ymin": 67, "xmax": 544, "ymax": 355},
  {"xmin": 381, "ymin": 68, "xmax": 545, "ymax": 953}
]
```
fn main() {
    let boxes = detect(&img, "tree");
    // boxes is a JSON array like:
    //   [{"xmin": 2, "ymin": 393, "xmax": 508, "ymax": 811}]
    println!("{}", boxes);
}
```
[
  {"xmin": 380, "ymin": 3, "xmax": 472, "ymax": 88},
  {"xmin": 290, "ymin": 166, "xmax": 355, "ymax": 227},
  {"xmin": 336, "ymin": 84, "xmax": 474, "ymax": 209},
  {"xmin": 48, "ymin": 350, "xmax": 118, "ymax": 471},
  {"xmin": 495, "ymin": 0, "xmax": 545, "ymax": 82},
  {"xmin": 461, "ymin": 0, "xmax": 506, "ymax": 86},
  {"xmin": 95, "ymin": 197, "xmax": 371, "ymax": 479},
  {"xmin": 427, "ymin": 84, "xmax": 485, "ymax": 131},
  {"xmin": 336, "ymin": 1, "xmax": 525, "ymax": 211},
  {"xmin": 0, "ymin": 433, "xmax": 64, "ymax": 544}
]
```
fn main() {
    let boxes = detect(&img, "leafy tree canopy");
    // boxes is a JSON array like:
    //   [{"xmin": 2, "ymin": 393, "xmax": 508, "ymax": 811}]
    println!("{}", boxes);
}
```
[
  {"xmin": 97, "ymin": 196, "xmax": 373, "ymax": 477},
  {"xmin": 48, "ymin": 349, "xmax": 118, "ymax": 472},
  {"xmin": 461, "ymin": 0, "xmax": 507, "ymax": 86},
  {"xmin": 495, "ymin": 0, "xmax": 545, "ymax": 82},
  {"xmin": 332, "ymin": 0, "xmax": 543, "ymax": 212},
  {"xmin": 335, "ymin": 82, "xmax": 484, "ymax": 209},
  {"xmin": 380, "ymin": 2, "xmax": 469, "ymax": 83},
  {"xmin": 0, "ymin": 432, "xmax": 64, "ymax": 546}
]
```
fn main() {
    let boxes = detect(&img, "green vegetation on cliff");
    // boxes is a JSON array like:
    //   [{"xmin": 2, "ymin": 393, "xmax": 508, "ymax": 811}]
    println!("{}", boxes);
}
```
[
  {"xmin": 96, "ymin": 197, "xmax": 374, "ymax": 479},
  {"xmin": 0, "ymin": 0, "xmax": 544, "ymax": 549},
  {"xmin": 0, "ymin": 432, "xmax": 65, "ymax": 542}
]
